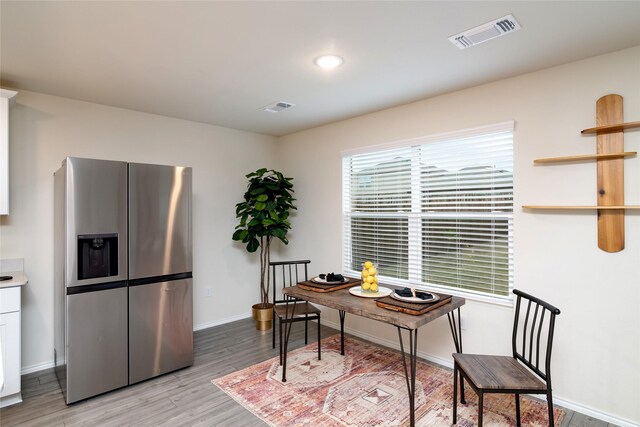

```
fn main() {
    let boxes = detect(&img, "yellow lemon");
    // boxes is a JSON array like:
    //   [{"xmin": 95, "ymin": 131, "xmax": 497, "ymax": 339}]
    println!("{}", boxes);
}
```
[
  {"xmin": 374, "ymin": 276, "xmax": 378, "ymax": 283},
  {"xmin": 367, "ymin": 276, "xmax": 374, "ymax": 284},
  {"xmin": 368, "ymin": 267, "xmax": 377, "ymax": 276},
  {"xmin": 362, "ymin": 282, "xmax": 371, "ymax": 291},
  {"xmin": 362, "ymin": 269, "xmax": 369, "ymax": 278},
  {"xmin": 370, "ymin": 283, "xmax": 378, "ymax": 292},
  {"xmin": 364, "ymin": 261, "xmax": 373, "ymax": 269}
]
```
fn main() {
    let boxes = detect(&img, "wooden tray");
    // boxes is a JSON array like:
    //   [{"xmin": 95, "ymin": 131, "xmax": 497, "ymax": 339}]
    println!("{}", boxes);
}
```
[
  {"xmin": 297, "ymin": 278, "xmax": 359, "ymax": 293},
  {"xmin": 376, "ymin": 292, "xmax": 452, "ymax": 315}
]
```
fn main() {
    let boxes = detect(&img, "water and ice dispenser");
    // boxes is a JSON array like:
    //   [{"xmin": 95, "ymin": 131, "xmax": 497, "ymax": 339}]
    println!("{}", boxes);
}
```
[{"xmin": 77, "ymin": 234, "xmax": 119, "ymax": 280}]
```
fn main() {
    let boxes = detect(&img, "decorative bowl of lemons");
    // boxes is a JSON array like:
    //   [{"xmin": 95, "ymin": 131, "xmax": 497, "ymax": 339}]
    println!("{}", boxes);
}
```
[{"xmin": 361, "ymin": 260, "xmax": 379, "ymax": 293}]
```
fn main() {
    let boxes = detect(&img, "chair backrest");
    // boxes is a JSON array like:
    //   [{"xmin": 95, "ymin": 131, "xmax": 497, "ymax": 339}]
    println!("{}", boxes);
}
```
[
  {"xmin": 511, "ymin": 289, "xmax": 561, "ymax": 387},
  {"xmin": 270, "ymin": 260, "xmax": 310, "ymax": 305}
]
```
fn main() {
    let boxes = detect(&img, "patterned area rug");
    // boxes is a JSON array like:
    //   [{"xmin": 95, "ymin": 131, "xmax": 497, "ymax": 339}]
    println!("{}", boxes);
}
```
[{"xmin": 212, "ymin": 335, "xmax": 564, "ymax": 427}]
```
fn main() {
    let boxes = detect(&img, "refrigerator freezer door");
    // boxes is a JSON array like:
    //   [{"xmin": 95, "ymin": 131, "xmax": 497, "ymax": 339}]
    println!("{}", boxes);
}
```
[
  {"xmin": 66, "ymin": 157, "xmax": 128, "ymax": 287},
  {"xmin": 128, "ymin": 163, "xmax": 192, "ymax": 279},
  {"xmin": 129, "ymin": 279, "xmax": 193, "ymax": 384},
  {"xmin": 65, "ymin": 287, "xmax": 128, "ymax": 403}
]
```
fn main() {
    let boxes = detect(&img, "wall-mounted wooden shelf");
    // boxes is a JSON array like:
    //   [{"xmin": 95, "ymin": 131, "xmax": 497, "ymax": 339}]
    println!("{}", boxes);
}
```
[
  {"xmin": 533, "ymin": 152, "xmax": 636, "ymax": 164},
  {"xmin": 524, "ymin": 94, "xmax": 638, "ymax": 253},
  {"xmin": 523, "ymin": 205, "xmax": 640, "ymax": 210},
  {"xmin": 581, "ymin": 121, "xmax": 640, "ymax": 134}
]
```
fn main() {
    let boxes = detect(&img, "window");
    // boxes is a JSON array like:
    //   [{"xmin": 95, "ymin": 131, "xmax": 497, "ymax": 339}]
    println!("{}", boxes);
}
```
[{"xmin": 342, "ymin": 122, "xmax": 513, "ymax": 301}]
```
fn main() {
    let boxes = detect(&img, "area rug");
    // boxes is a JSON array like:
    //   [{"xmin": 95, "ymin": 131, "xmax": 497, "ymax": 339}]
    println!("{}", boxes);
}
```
[{"xmin": 212, "ymin": 335, "xmax": 564, "ymax": 427}]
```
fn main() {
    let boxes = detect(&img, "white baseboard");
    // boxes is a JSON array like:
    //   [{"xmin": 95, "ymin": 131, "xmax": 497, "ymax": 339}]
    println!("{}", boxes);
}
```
[
  {"xmin": 551, "ymin": 396, "xmax": 639, "ymax": 427},
  {"xmin": 22, "ymin": 312, "xmax": 253, "ymax": 375},
  {"xmin": 193, "ymin": 311, "xmax": 252, "ymax": 331},
  {"xmin": 22, "ymin": 360, "xmax": 55, "ymax": 375},
  {"xmin": 321, "ymin": 319, "xmax": 640, "ymax": 427},
  {"xmin": 0, "ymin": 393, "xmax": 23, "ymax": 408}
]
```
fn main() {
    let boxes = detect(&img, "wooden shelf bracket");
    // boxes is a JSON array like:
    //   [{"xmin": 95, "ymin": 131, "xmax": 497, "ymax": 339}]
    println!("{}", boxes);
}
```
[{"xmin": 533, "ymin": 152, "xmax": 636, "ymax": 164}]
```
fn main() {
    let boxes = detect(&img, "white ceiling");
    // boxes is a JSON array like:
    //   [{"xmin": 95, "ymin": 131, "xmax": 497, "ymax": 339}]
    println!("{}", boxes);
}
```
[{"xmin": 2, "ymin": 1, "xmax": 639, "ymax": 137}]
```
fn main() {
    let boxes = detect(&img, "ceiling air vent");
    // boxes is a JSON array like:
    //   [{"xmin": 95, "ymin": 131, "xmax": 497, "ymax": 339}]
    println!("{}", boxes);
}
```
[
  {"xmin": 261, "ymin": 101, "xmax": 296, "ymax": 113},
  {"xmin": 449, "ymin": 14, "xmax": 521, "ymax": 50}
]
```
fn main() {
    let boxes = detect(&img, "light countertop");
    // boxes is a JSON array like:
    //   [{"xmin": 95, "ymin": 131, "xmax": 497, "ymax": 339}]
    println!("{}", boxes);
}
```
[{"xmin": 0, "ymin": 271, "xmax": 28, "ymax": 289}]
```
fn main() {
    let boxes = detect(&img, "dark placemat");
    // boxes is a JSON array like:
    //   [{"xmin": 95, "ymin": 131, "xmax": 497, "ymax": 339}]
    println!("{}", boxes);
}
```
[
  {"xmin": 297, "ymin": 278, "xmax": 360, "ymax": 293},
  {"xmin": 376, "ymin": 292, "xmax": 453, "ymax": 315}
]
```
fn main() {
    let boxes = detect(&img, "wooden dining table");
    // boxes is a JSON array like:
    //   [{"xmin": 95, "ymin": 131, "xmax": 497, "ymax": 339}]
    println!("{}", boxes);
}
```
[{"xmin": 281, "ymin": 283, "xmax": 465, "ymax": 427}]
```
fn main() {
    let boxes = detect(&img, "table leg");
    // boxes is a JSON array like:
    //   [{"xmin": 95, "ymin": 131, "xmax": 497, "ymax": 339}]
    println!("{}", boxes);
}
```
[
  {"xmin": 281, "ymin": 299, "xmax": 297, "ymax": 383},
  {"xmin": 447, "ymin": 307, "xmax": 465, "ymax": 404},
  {"xmin": 339, "ymin": 310, "xmax": 346, "ymax": 356},
  {"xmin": 397, "ymin": 327, "xmax": 418, "ymax": 427}
]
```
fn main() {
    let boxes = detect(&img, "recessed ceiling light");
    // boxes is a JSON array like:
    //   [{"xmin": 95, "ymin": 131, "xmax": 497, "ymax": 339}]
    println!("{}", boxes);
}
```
[{"xmin": 314, "ymin": 55, "xmax": 343, "ymax": 70}]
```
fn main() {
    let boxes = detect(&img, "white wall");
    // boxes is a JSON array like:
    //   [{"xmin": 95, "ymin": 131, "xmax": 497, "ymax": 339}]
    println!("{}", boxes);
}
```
[
  {"xmin": 277, "ymin": 46, "xmax": 640, "ymax": 425},
  {"xmin": 0, "ymin": 90, "xmax": 277, "ymax": 372}
]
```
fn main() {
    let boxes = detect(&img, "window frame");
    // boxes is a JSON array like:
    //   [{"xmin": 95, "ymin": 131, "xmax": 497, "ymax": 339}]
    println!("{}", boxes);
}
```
[{"xmin": 341, "ymin": 121, "xmax": 515, "ymax": 305}]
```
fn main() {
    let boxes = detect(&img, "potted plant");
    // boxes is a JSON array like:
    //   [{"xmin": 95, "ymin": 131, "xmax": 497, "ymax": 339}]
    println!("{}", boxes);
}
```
[{"xmin": 232, "ymin": 168, "xmax": 296, "ymax": 330}]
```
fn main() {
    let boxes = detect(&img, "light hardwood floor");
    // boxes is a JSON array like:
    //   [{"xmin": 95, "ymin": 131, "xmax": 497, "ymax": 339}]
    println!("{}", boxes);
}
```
[{"xmin": 0, "ymin": 318, "xmax": 616, "ymax": 426}]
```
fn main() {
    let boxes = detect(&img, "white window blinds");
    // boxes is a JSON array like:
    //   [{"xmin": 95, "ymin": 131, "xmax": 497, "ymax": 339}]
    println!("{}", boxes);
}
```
[{"xmin": 342, "ymin": 123, "xmax": 514, "ymax": 300}]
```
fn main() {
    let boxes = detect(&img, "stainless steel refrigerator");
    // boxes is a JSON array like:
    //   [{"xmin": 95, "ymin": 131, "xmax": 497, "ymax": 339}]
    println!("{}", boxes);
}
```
[{"xmin": 54, "ymin": 157, "xmax": 193, "ymax": 404}]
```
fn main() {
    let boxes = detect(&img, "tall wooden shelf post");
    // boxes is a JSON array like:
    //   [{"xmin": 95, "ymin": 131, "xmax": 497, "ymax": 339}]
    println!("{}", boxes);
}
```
[{"xmin": 596, "ymin": 94, "xmax": 625, "ymax": 252}]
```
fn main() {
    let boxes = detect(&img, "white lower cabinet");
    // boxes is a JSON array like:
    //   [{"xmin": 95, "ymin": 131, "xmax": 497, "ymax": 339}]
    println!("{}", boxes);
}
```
[{"xmin": 0, "ymin": 286, "xmax": 22, "ymax": 407}]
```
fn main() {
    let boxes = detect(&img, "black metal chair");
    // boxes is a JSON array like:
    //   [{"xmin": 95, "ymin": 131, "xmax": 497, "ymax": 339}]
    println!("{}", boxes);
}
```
[
  {"xmin": 271, "ymin": 260, "xmax": 321, "ymax": 365},
  {"xmin": 453, "ymin": 289, "xmax": 561, "ymax": 426}
]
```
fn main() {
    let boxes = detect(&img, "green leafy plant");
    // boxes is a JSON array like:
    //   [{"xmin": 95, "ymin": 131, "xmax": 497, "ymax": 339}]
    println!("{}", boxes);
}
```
[{"xmin": 233, "ymin": 168, "xmax": 296, "ymax": 305}]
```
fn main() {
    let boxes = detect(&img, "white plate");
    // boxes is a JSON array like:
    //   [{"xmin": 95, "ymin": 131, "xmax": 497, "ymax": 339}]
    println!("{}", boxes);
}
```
[
  {"xmin": 311, "ymin": 276, "xmax": 349, "ymax": 285},
  {"xmin": 390, "ymin": 291, "xmax": 439, "ymax": 304},
  {"xmin": 348, "ymin": 286, "xmax": 393, "ymax": 298}
]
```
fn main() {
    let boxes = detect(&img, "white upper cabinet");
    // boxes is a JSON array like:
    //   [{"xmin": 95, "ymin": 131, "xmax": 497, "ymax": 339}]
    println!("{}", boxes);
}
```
[{"xmin": 1, "ymin": 89, "xmax": 18, "ymax": 215}]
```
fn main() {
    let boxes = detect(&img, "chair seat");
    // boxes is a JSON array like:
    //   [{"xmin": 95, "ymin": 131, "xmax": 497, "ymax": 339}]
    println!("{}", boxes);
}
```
[
  {"xmin": 274, "ymin": 302, "xmax": 321, "ymax": 319},
  {"xmin": 453, "ymin": 353, "xmax": 547, "ymax": 392}
]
